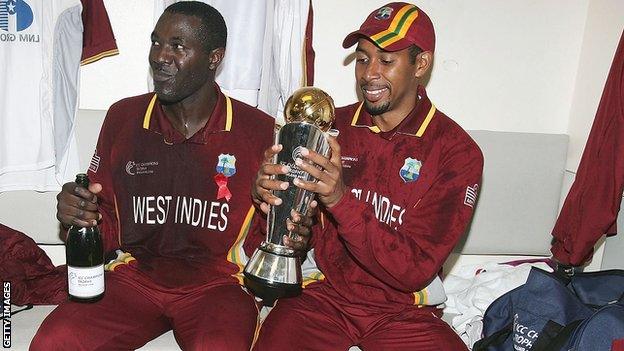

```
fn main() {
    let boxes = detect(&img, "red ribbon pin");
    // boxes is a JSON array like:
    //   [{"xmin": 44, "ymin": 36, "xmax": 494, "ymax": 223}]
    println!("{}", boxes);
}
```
[{"xmin": 214, "ymin": 173, "xmax": 232, "ymax": 201}]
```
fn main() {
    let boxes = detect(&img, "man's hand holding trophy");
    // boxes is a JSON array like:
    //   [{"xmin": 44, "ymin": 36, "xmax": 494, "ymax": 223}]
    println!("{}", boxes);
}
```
[{"xmin": 244, "ymin": 87, "xmax": 338, "ymax": 303}]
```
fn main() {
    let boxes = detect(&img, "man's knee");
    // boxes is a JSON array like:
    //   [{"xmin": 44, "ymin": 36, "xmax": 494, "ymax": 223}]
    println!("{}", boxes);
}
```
[
  {"xmin": 178, "ymin": 331, "xmax": 253, "ymax": 351},
  {"xmin": 30, "ymin": 314, "xmax": 79, "ymax": 351}
]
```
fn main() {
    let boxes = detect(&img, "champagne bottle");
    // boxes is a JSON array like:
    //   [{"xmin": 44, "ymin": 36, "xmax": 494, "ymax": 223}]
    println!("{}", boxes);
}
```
[{"xmin": 66, "ymin": 173, "xmax": 105, "ymax": 302}]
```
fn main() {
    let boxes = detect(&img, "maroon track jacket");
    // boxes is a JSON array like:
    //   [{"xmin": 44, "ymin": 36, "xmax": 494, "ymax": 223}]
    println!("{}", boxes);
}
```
[{"xmin": 551, "ymin": 31, "xmax": 624, "ymax": 266}]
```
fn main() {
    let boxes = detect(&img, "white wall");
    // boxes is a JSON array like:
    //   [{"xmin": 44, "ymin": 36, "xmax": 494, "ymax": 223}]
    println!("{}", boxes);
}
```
[
  {"xmin": 83, "ymin": 0, "xmax": 590, "ymax": 135},
  {"xmin": 313, "ymin": 0, "xmax": 589, "ymax": 133},
  {"xmin": 564, "ymin": 1, "xmax": 624, "ymax": 172}
]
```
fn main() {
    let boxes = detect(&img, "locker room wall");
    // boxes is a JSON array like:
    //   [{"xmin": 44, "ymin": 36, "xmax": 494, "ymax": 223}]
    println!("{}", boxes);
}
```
[{"xmin": 83, "ymin": 0, "xmax": 591, "ymax": 135}]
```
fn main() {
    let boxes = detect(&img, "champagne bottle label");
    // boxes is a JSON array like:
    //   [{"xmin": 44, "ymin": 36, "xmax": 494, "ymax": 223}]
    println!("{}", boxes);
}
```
[{"xmin": 67, "ymin": 265, "xmax": 104, "ymax": 298}]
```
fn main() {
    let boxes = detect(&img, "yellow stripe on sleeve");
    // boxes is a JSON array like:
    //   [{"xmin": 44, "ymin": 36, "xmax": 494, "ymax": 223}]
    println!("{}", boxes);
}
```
[
  {"xmin": 412, "ymin": 288, "xmax": 429, "ymax": 305},
  {"xmin": 302, "ymin": 271, "xmax": 326, "ymax": 287},
  {"xmin": 80, "ymin": 48, "xmax": 119, "ymax": 66}
]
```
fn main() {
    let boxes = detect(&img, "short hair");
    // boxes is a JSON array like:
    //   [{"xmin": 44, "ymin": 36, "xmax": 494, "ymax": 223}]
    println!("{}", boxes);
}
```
[
  {"xmin": 408, "ymin": 45, "xmax": 423, "ymax": 65},
  {"xmin": 164, "ymin": 1, "xmax": 227, "ymax": 53}
]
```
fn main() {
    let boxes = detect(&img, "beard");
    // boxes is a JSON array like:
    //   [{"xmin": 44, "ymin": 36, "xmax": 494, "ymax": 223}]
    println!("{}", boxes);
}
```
[
  {"xmin": 154, "ymin": 83, "xmax": 177, "ymax": 103},
  {"xmin": 153, "ymin": 75, "xmax": 207, "ymax": 105},
  {"xmin": 363, "ymin": 100, "xmax": 390, "ymax": 116}
]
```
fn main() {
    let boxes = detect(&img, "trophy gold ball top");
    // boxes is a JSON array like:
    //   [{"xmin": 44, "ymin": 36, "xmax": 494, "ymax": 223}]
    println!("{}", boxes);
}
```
[{"xmin": 284, "ymin": 87, "xmax": 335, "ymax": 132}]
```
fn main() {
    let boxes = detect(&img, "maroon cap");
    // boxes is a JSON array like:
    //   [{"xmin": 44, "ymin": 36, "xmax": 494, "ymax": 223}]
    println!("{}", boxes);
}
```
[{"xmin": 342, "ymin": 2, "xmax": 435, "ymax": 53}]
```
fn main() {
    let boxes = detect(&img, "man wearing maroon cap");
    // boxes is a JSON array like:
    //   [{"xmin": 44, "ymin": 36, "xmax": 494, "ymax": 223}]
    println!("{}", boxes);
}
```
[{"xmin": 252, "ymin": 2, "xmax": 483, "ymax": 350}]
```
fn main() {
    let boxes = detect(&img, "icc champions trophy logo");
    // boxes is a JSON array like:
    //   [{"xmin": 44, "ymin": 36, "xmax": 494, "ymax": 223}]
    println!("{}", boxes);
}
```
[{"xmin": 0, "ymin": 0, "xmax": 33, "ymax": 32}]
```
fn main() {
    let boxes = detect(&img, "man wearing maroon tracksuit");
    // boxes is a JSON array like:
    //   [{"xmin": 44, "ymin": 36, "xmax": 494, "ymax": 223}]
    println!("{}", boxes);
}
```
[
  {"xmin": 252, "ymin": 3, "xmax": 483, "ymax": 350},
  {"xmin": 31, "ymin": 2, "xmax": 310, "ymax": 350}
]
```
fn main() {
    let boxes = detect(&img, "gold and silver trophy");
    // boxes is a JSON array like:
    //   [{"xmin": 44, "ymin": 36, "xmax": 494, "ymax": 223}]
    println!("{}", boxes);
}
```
[{"xmin": 244, "ymin": 87, "xmax": 335, "ymax": 302}]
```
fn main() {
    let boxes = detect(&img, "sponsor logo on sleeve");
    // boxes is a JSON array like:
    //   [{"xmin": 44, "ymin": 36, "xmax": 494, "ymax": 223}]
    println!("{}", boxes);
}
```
[
  {"xmin": 88, "ymin": 152, "xmax": 100, "ymax": 173},
  {"xmin": 464, "ymin": 184, "xmax": 479, "ymax": 208}
]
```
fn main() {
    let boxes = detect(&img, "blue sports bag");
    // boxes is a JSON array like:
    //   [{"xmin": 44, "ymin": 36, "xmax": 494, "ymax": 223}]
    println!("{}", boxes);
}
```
[{"xmin": 473, "ymin": 267, "xmax": 624, "ymax": 351}]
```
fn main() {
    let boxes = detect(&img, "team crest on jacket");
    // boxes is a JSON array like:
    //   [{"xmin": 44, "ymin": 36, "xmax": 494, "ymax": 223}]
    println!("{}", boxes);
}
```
[
  {"xmin": 399, "ymin": 158, "xmax": 421, "ymax": 183},
  {"xmin": 216, "ymin": 154, "xmax": 236, "ymax": 177}
]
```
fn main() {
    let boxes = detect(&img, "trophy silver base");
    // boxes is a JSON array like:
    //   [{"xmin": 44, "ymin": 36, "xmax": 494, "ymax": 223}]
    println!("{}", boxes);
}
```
[{"xmin": 243, "ymin": 247, "xmax": 302, "ymax": 305}]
